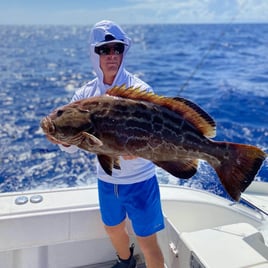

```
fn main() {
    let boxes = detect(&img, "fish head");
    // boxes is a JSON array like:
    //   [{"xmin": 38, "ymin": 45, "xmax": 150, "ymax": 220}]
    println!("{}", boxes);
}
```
[{"xmin": 40, "ymin": 100, "xmax": 93, "ymax": 143}]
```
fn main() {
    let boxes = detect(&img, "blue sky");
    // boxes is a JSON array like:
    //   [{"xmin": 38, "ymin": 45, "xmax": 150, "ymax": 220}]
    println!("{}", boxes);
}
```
[{"xmin": 0, "ymin": 0, "xmax": 267, "ymax": 25}]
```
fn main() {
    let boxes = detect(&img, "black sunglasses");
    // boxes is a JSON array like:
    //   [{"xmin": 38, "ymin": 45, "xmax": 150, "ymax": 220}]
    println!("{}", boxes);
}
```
[{"xmin": 95, "ymin": 43, "xmax": 125, "ymax": 55}]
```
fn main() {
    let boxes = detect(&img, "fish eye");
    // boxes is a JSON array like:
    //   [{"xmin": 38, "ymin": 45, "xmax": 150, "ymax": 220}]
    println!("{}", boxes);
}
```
[{"xmin": 56, "ymin": 110, "xmax": 64, "ymax": 117}]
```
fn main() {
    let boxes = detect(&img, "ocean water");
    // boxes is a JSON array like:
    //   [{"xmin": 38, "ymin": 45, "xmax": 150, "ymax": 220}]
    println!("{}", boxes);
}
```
[{"xmin": 0, "ymin": 23, "xmax": 267, "ymax": 199}]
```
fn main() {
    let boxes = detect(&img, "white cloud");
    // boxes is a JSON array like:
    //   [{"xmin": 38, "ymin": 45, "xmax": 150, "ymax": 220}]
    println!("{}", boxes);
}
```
[
  {"xmin": 237, "ymin": 0, "xmax": 268, "ymax": 22},
  {"xmin": 124, "ymin": 0, "xmax": 268, "ymax": 23}
]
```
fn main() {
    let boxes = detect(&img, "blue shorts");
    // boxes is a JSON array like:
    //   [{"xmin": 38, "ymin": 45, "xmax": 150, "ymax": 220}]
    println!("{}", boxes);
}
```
[{"xmin": 98, "ymin": 176, "xmax": 165, "ymax": 237}]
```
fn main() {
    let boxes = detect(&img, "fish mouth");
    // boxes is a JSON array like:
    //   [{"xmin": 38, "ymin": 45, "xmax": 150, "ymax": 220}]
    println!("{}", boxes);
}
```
[{"xmin": 40, "ymin": 116, "xmax": 55, "ymax": 135}]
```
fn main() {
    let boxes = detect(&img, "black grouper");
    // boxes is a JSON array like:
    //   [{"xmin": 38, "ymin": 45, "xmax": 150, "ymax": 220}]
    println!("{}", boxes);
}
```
[{"xmin": 41, "ymin": 86, "xmax": 267, "ymax": 201}]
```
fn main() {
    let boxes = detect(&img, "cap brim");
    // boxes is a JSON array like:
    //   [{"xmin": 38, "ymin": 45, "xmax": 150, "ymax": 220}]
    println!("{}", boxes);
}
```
[{"xmin": 95, "ymin": 40, "xmax": 127, "ymax": 47}]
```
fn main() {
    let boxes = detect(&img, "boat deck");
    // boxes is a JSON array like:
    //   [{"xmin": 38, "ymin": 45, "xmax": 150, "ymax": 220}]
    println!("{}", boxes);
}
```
[
  {"xmin": 77, "ymin": 262, "xmax": 146, "ymax": 268},
  {"xmin": 76, "ymin": 255, "xmax": 146, "ymax": 268}
]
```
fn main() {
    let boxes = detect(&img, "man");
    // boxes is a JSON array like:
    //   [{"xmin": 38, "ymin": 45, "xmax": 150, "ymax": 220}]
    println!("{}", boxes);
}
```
[{"xmin": 47, "ymin": 20, "xmax": 165, "ymax": 268}]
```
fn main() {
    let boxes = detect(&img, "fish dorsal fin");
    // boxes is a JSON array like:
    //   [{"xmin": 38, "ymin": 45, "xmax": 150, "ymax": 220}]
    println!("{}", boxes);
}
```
[{"xmin": 107, "ymin": 86, "xmax": 216, "ymax": 138}]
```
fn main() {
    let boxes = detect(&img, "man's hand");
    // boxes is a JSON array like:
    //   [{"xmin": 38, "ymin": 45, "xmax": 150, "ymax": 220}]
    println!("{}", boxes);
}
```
[{"xmin": 122, "ymin": 155, "xmax": 138, "ymax": 160}]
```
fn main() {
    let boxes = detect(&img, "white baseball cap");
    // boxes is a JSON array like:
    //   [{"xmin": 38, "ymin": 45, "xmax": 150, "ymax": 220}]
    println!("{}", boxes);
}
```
[{"xmin": 90, "ymin": 20, "xmax": 129, "ymax": 48}]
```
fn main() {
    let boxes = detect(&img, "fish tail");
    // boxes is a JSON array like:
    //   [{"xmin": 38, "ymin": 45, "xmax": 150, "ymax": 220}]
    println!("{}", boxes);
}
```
[{"xmin": 211, "ymin": 142, "xmax": 266, "ymax": 201}]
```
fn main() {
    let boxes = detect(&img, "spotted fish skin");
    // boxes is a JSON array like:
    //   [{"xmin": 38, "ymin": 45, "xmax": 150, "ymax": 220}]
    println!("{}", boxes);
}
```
[{"xmin": 41, "ymin": 86, "xmax": 266, "ymax": 201}]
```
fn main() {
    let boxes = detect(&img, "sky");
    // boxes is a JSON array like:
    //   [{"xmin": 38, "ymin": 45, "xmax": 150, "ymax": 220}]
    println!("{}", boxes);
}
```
[{"xmin": 0, "ymin": 0, "xmax": 267, "ymax": 25}]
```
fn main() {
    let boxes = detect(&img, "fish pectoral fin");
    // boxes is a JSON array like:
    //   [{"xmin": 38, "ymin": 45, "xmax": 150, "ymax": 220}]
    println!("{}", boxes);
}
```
[
  {"xmin": 82, "ymin": 132, "xmax": 103, "ymax": 146},
  {"xmin": 154, "ymin": 159, "xmax": 199, "ymax": 179},
  {"xmin": 97, "ymin": 155, "xmax": 121, "ymax": 176}
]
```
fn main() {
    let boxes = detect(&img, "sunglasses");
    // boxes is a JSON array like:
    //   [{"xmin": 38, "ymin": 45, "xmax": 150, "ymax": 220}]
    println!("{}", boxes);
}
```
[{"xmin": 95, "ymin": 43, "xmax": 125, "ymax": 55}]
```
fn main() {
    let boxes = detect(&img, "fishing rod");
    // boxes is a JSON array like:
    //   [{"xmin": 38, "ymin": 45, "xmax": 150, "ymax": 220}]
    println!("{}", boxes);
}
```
[
  {"xmin": 240, "ymin": 197, "xmax": 268, "ymax": 217},
  {"xmin": 178, "ymin": 1, "xmax": 248, "ymax": 94}
]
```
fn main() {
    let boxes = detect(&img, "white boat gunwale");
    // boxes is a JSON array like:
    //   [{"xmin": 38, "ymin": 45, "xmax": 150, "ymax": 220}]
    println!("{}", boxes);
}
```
[{"xmin": 0, "ymin": 182, "xmax": 268, "ymax": 268}]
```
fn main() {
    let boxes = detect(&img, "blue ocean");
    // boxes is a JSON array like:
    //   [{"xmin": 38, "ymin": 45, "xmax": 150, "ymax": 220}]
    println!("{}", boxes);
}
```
[{"xmin": 0, "ymin": 24, "xmax": 267, "ymax": 199}]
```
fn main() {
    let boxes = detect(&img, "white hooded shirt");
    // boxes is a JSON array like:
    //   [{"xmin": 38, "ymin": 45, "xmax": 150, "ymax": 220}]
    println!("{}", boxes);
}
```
[{"xmin": 60, "ymin": 20, "xmax": 155, "ymax": 184}]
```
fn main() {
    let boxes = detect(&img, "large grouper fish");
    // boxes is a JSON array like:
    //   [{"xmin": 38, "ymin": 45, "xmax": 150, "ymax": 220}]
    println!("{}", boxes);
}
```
[{"xmin": 41, "ymin": 86, "xmax": 266, "ymax": 201}]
